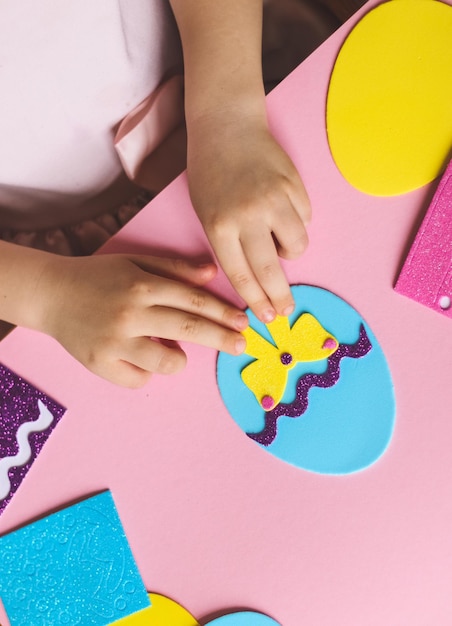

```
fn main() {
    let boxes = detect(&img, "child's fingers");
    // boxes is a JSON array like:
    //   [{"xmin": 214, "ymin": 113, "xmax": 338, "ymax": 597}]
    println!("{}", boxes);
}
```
[
  {"xmin": 213, "ymin": 236, "xmax": 277, "ymax": 323},
  {"xmin": 130, "ymin": 255, "xmax": 218, "ymax": 286},
  {"xmin": 138, "ymin": 306, "xmax": 246, "ymax": 355},
  {"xmin": 121, "ymin": 337, "xmax": 187, "ymax": 376},
  {"xmin": 289, "ymin": 176, "xmax": 312, "ymax": 225},
  {"xmin": 92, "ymin": 357, "xmax": 153, "ymax": 389},
  {"xmin": 240, "ymin": 227, "xmax": 295, "ymax": 316},
  {"xmin": 272, "ymin": 206, "xmax": 309, "ymax": 261},
  {"xmin": 138, "ymin": 274, "xmax": 248, "ymax": 332}
]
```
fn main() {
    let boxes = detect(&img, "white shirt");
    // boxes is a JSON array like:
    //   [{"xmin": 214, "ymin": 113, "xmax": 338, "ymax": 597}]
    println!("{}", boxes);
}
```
[{"xmin": 0, "ymin": 0, "xmax": 182, "ymax": 228}]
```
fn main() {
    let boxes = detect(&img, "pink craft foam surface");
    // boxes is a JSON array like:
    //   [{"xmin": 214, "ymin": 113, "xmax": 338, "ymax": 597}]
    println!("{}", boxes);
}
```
[
  {"xmin": 395, "ymin": 159, "xmax": 452, "ymax": 318},
  {"xmin": 1, "ymin": 2, "xmax": 451, "ymax": 624}
]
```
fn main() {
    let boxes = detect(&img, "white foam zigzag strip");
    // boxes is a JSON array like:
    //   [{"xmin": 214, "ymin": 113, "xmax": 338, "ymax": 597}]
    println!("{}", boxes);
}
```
[{"xmin": 0, "ymin": 399, "xmax": 55, "ymax": 501}]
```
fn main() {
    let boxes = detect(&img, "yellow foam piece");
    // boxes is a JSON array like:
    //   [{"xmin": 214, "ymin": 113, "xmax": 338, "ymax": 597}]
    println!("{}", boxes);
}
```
[
  {"xmin": 326, "ymin": 0, "xmax": 452, "ymax": 196},
  {"xmin": 112, "ymin": 593, "xmax": 199, "ymax": 626},
  {"xmin": 242, "ymin": 314, "xmax": 338, "ymax": 410}
]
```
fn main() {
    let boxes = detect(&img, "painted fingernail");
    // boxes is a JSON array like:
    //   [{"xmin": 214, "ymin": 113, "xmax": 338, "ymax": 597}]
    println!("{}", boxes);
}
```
[
  {"xmin": 234, "ymin": 313, "xmax": 249, "ymax": 330},
  {"xmin": 282, "ymin": 303, "xmax": 295, "ymax": 316},
  {"xmin": 262, "ymin": 309, "xmax": 276, "ymax": 323},
  {"xmin": 235, "ymin": 336, "xmax": 246, "ymax": 354},
  {"xmin": 197, "ymin": 263, "xmax": 216, "ymax": 278}
]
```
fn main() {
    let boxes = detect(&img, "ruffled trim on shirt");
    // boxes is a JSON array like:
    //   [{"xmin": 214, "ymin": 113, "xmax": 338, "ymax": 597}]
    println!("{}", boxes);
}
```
[{"xmin": 0, "ymin": 190, "xmax": 153, "ymax": 256}]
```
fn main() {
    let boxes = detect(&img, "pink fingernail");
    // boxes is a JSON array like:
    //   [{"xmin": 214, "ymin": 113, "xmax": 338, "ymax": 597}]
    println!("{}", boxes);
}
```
[
  {"xmin": 262, "ymin": 309, "xmax": 276, "ymax": 323},
  {"xmin": 235, "ymin": 337, "xmax": 246, "ymax": 354},
  {"xmin": 282, "ymin": 303, "xmax": 295, "ymax": 316},
  {"xmin": 235, "ymin": 314, "xmax": 249, "ymax": 330}
]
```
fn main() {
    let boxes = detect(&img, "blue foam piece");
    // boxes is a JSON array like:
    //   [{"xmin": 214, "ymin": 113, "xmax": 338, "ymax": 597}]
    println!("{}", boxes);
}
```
[
  {"xmin": 0, "ymin": 491, "xmax": 150, "ymax": 625},
  {"xmin": 217, "ymin": 285, "xmax": 395, "ymax": 475},
  {"xmin": 208, "ymin": 612, "xmax": 281, "ymax": 626}
]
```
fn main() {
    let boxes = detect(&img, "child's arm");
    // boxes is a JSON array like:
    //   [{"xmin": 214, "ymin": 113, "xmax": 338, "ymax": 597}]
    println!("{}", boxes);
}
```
[
  {"xmin": 169, "ymin": 0, "xmax": 311, "ymax": 323},
  {"xmin": 0, "ymin": 240, "xmax": 247, "ymax": 387}
]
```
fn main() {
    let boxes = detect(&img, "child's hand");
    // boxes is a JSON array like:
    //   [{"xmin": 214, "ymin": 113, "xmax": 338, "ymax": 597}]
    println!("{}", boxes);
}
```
[
  {"xmin": 187, "ymin": 116, "xmax": 311, "ymax": 323},
  {"xmin": 38, "ymin": 254, "xmax": 248, "ymax": 387}
]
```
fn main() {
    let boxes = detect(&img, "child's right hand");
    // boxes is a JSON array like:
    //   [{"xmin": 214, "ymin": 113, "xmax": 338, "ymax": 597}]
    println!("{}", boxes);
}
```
[{"xmin": 36, "ymin": 253, "xmax": 248, "ymax": 387}]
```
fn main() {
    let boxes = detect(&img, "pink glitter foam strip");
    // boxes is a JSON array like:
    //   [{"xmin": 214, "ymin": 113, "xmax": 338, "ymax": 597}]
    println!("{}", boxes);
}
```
[{"xmin": 395, "ymin": 160, "xmax": 452, "ymax": 319}]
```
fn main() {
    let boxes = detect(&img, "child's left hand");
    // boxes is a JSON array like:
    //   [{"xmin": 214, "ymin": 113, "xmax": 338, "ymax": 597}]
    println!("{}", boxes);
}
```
[{"xmin": 187, "ymin": 115, "xmax": 311, "ymax": 324}]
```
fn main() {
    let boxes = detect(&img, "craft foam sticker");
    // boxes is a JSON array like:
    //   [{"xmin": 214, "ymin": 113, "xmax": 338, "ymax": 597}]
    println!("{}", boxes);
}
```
[
  {"xmin": 217, "ymin": 286, "xmax": 395, "ymax": 475},
  {"xmin": 326, "ymin": 0, "xmax": 452, "ymax": 196},
  {"xmin": 207, "ymin": 613, "xmax": 280, "ymax": 626},
  {"xmin": 112, "ymin": 593, "xmax": 199, "ymax": 626},
  {"xmin": 0, "ymin": 363, "xmax": 66, "ymax": 516},
  {"xmin": 395, "ymin": 159, "xmax": 452, "ymax": 319},
  {"xmin": 111, "ymin": 594, "xmax": 279, "ymax": 626},
  {"xmin": 0, "ymin": 491, "xmax": 150, "ymax": 626}
]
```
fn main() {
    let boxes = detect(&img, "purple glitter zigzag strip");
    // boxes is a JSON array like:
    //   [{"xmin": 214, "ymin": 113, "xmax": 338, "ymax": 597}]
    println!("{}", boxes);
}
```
[{"xmin": 247, "ymin": 324, "xmax": 372, "ymax": 446}]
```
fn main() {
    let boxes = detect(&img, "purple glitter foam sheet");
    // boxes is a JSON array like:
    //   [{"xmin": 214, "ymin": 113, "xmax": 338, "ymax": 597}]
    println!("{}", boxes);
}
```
[{"xmin": 0, "ymin": 363, "xmax": 66, "ymax": 515}]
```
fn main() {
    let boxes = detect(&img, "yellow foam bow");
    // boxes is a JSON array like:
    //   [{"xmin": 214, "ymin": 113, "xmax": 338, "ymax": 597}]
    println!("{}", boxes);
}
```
[{"xmin": 241, "ymin": 314, "xmax": 339, "ymax": 411}]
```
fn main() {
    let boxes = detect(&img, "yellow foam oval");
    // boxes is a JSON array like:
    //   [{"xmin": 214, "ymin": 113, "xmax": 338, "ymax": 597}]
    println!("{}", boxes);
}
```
[
  {"xmin": 326, "ymin": 0, "xmax": 452, "ymax": 196},
  {"xmin": 112, "ymin": 593, "xmax": 199, "ymax": 625}
]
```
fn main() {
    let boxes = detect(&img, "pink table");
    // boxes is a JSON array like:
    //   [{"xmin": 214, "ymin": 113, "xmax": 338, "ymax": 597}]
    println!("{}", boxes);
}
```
[{"xmin": 1, "ymin": 2, "xmax": 451, "ymax": 623}]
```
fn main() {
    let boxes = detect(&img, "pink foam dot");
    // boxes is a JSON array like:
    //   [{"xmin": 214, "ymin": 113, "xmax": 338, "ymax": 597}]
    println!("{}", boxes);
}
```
[
  {"xmin": 323, "ymin": 338, "xmax": 337, "ymax": 350},
  {"xmin": 261, "ymin": 395, "xmax": 275, "ymax": 410}
]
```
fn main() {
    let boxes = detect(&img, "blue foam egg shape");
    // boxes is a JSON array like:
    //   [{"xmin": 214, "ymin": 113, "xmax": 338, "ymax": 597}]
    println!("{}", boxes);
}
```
[
  {"xmin": 207, "ymin": 612, "xmax": 281, "ymax": 626},
  {"xmin": 217, "ymin": 285, "xmax": 395, "ymax": 475}
]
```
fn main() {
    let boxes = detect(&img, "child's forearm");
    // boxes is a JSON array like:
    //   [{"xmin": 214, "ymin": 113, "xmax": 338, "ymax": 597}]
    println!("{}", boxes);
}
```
[
  {"xmin": 0, "ymin": 240, "xmax": 53, "ymax": 332},
  {"xmin": 168, "ymin": 1, "xmax": 311, "ymax": 323},
  {"xmin": 169, "ymin": 0, "xmax": 267, "ymax": 126}
]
